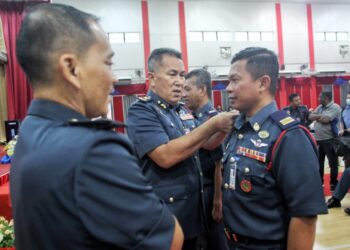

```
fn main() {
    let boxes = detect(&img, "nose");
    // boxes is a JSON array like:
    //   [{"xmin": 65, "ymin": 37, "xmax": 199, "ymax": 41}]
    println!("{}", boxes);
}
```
[
  {"xmin": 112, "ymin": 72, "xmax": 118, "ymax": 84},
  {"xmin": 226, "ymin": 81, "xmax": 234, "ymax": 92}
]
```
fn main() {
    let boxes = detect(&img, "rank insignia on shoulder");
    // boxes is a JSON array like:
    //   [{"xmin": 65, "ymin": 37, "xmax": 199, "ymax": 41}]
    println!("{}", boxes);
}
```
[
  {"xmin": 138, "ymin": 96, "xmax": 152, "ymax": 102},
  {"xmin": 208, "ymin": 109, "xmax": 217, "ymax": 115},
  {"xmin": 280, "ymin": 116, "xmax": 295, "ymax": 126},
  {"xmin": 240, "ymin": 179, "xmax": 252, "ymax": 193},
  {"xmin": 68, "ymin": 119, "xmax": 126, "ymax": 130}
]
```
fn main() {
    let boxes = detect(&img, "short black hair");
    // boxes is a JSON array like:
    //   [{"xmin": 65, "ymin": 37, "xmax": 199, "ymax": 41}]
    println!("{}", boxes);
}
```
[
  {"xmin": 148, "ymin": 48, "xmax": 182, "ymax": 72},
  {"xmin": 185, "ymin": 69, "xmax": 212, "ymax": 98},
  {"xmin": 289, "ymin": 93, "xmax": 300, "ymax": 102},
  {"xmin": 230, "ymin": 47, "xmax": 279, "ymax": 95},
  {"xmin": 16, "ymin": 3, "xmax": 99, "ymax": 85},
  {"xmin": 321, "ymin": 91, "xmax": 333, "ymax": 101}
]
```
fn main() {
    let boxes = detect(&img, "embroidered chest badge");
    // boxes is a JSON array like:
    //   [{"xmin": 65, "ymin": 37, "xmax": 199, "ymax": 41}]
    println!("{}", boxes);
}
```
[{"xmin": 250, "ymin": 139, "xmax": 268, "ymax": 148}]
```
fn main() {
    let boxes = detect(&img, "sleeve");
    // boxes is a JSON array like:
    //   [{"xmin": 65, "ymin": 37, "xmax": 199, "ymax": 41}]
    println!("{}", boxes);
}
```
[
  {"xmin": 272, "ymin": 129, "xmax": 328, "ymax": 217},
  {"xmin": 127, "ymin": 102, "xmax": 169, "ymax": 158},
  {"xmin": 76, "ymin": 137, "xmax": 175, "ymax": 250},
  {"xmin": 323, "ymin": 105, "xmax": 341, "ymax": 120}
]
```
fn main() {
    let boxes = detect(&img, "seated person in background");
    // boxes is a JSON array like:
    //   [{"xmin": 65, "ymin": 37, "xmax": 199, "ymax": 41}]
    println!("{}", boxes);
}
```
[
  {"xmin": 11, "ymin": 3, "xmax": 183, "ymax": 250},
  {"xmin": 283, "ymin": 93, "xmax": 310, "ymax": 128},
  {"xmin": 327, "ymin": 167, "xmax": 350, "ymax": 215}
]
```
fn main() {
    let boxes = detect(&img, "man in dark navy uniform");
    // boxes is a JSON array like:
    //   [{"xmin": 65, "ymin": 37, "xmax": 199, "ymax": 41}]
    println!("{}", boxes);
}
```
[
  {"xmin": 283, "ymin": 93, "xmax": 310, "ymax": 128},
  {"xmin": 127, "ymin": 48, "xmax": 237, "ymax": 250},
  {"xmin": 182, "ymin": 69, "xmax": 228, "ymax": 250},
  {"xmin": 222, "ymin": 47, "xmax": 327, "ymax": 249},
  {"xmin": 11, "ymin": 4, "xmax": 183, "ymax": 250}
]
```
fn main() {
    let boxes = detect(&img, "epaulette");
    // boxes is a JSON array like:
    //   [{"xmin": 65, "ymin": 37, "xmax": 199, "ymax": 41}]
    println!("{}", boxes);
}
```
[
  {"xmin": 68, "ymin": 118, "xmax": 126, "ymax": 130},
  {"xmin": 138, "ymin": 96, "xmax": 152, "ymax": 102},
  {"xmin": 269, "ymin": 110, "xmax": 299, "ymax": 130}
]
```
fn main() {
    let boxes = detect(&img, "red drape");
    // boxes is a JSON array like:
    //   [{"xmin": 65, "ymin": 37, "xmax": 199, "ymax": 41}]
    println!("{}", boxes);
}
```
[{"xmin": 0, "ymin": 2, "xmax": 32, "ymax": 121}]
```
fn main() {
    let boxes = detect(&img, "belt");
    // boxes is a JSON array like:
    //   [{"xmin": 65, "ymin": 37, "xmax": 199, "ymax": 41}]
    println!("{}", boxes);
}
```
[{"xmin": 224, "ymin": 228, "xmax": 286, "ymax": 246}]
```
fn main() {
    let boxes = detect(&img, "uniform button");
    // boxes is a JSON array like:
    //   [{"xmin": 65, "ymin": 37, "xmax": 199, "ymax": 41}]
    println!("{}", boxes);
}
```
[
  {"xmin": 224, "ymin": 183, "xmax": 229, "ymax": 189},
  {"xmin": 169, "ymin": 197, "xmax": 174, "ymax": 203},
  {"xmin": 70, "ymin": 118, "xmax": 78, "ymax": 122},
  {"xmin": 200, "ymin": 172, "xmax": 203, "ymax": 176},
  {"xmin": 244, "ymin": 167, "xmax": 250, "ymax": 174},
  {"xmin": 201, "ymin": 189, "xmax": 204, "ymax": 193},
  {"xmin": 238, "ymin": 134, "xmax": 244, "ymax": 139}
]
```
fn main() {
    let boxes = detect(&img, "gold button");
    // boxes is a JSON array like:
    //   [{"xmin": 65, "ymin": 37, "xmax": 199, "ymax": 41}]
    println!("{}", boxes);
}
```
[
  {"xmin": 169, "ymin": 197, "xmax": 174, "ymax": 203},
  {"xmin": 238, "ymin": 134, "xmax": 244, "ymax": 139},
  {"xmin": 224, "ymin": 183, "xmax": 229, "ymax": 189}
]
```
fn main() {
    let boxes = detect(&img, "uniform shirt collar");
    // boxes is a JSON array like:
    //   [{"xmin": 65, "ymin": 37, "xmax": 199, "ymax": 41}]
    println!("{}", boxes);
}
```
[
  {"xmin": 148, "ymin": 90, "xmax": 180, "ymax": 110},
  {"xmin": 235, "ymin": 101, "xmax": 278, "ymax": 130},
  {"xmin": 27, "ymin": 99, "xmax": 89, "ymax": 122},
  {"xmin": 194, "ymin": 101, "xmax": 213, "ymax": 118}
]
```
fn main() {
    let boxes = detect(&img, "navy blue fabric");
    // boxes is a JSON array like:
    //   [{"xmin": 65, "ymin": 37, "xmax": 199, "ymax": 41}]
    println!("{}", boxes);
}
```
[
  {"xmin": 194, "ymin": 102, "xmax": 223, "ymax": 182},
  {"xmin": 11, "ymin": 99, "xmax": 174, "ymax": 250},
  {"xmin": 282, "ymin": 105, "xmax": 310, "ymax": 127},
  {"xmin": 127, "ymin": 91, "xmax": 204, "ymax": 240},
  {"xmin": 222, "ymin": 101, "xmax": 327, "ymax": 243}
]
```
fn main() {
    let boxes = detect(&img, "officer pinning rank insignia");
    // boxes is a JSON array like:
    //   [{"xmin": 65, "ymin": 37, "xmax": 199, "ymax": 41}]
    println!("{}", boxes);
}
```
[{"xmin": 236, "ymin": 146, "xmax": 266, "ymax": 162}]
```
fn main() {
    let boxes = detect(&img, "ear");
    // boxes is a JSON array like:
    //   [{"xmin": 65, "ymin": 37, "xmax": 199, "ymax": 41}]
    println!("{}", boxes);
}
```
[
  {"xmin": 58, "ymin": 53, "xmax": 81, "ymax": 90},
  {"xmin": 199, "ymin": 86, "xmax": 207, "ymax": 97},
  {"xmin": 258, "ymin": 75, "xmax": 271, "ymax": 93},
  {"xmin": 148, "ymin": 71, "xmax": 156, "ymax": 88}
]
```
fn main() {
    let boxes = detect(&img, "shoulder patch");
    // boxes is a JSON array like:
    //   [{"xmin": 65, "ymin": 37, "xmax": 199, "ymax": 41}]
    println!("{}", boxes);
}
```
[
  {"xmin": 68, "ymin": 119, "xmax": 126, "ymax": 130},
  {"xmin": 269, "ymin": 110, "xmax": 299, "ymax": 130},
  {"xmin": 138, "ymin": 96, "xmax": 152, "ymax": 102}
]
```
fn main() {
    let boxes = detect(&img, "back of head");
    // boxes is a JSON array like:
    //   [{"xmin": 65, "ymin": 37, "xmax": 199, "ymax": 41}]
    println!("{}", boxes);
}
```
[
  {"xmin": 16, "ymin": 3, "xmax": 99, "ymax": 86},
  {"xmin": 148, "ymin": 48, "xmax": 182, "ymax": 73},
  {"xmin": 185, "ymin": 69, "xmax": 212, "ymax": 98},
  {"xmin": 230, "ymin": 47, "xmax": 279, "ymax": 95}
]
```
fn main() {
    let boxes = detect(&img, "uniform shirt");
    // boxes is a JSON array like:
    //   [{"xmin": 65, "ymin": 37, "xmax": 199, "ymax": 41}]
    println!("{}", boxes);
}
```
[
  {"xmin": 11, "ymin": 99, "xmax": 174, "ymax": 250},
  {"xmin": 222, "ymin": 102, "xmax": 327, "ymax": 241},
  {"xmin": 313, "ymin": 102, "xmax": 341, "ymax": 141},
  {"xmin": 282, "ymin": 105, "xmax": 309, "ymax": 127},
  {"xmin": 342, "ymin": 105, "xmax": 350, "ymax": 129},
  {"xmin": 127, "ymin": 91, "xmax": 203, "ymax": 240},
  {"xmin": 193, "ymin": 101, "xmax": 223, "ymax": 185}
]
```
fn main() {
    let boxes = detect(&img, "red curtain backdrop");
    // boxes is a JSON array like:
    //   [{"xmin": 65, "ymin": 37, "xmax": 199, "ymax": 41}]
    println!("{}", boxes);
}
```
[{"xmin": 0, "ymin": 2, "xmax": 32, "ymax": 121}]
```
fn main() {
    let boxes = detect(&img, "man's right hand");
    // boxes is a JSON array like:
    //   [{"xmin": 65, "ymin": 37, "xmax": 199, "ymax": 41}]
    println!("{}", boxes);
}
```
[{"xmin": 213, "ymin": 110, "xmax": 240, "ymax": 133}]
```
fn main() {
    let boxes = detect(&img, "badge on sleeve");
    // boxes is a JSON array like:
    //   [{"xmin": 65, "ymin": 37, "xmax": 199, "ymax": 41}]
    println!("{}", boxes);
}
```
[{"xmin": 240, "ymin": 179, "xmax": 252, "ymax": 193}]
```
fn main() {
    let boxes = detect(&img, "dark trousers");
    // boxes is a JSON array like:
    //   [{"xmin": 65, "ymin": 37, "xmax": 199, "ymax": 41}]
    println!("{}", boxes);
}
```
[
  {"xmin": 344, "ymin": 153, "xmax": 350, "ymax": 169},
  {"xmin": 333, "ymin": 167, "xmax": 350, "ymax": 201},
  {"xmin": 317, "ymin": 139, "xmax": 339, "ymax": 186},
  {"xmin": 198, "ymin": 184, "xmax": 229, "ymax": 250},
  {"xmin": 228, "ymin": 240, "xmax": 286, "ymax": 250},
  {"xmin": 183, "ymin": 237, "xmax": 198, "ymax": 250}
]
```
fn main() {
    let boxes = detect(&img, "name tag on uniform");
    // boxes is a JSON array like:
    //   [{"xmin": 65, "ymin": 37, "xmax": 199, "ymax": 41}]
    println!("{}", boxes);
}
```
[
  {"xmin": 180, "ymin": 113, "xmax": 194, "ymax": 120},
  {"xmin": 229, "ymin": 157, "xmax": 239, "ymax": 190}
]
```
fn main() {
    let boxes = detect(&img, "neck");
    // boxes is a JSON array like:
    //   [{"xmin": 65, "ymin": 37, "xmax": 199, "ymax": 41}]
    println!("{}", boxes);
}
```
[
  {"xmin": 245, "ymin": 96, "xmax": 274, "ymax": 118},
  {"xmin": 33, "ymin": 84, "xmax": 85, "ymax": 116},
  {"xmin": 194, "ymin": 97, "xmax": 210, "ymax": 113}
]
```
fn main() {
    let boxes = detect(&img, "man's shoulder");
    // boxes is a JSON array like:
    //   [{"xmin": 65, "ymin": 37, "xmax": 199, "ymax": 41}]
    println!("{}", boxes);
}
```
[{"xmin": 269, "ymin": 110, "xmax": 299, "ymax": 130}]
